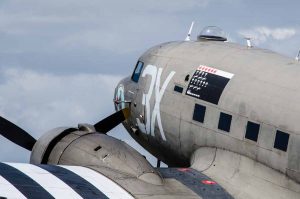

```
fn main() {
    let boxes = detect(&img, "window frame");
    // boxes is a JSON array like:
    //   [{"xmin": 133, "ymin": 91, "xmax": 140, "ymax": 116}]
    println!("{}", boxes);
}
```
[
  {"xmin": 245, "ymin": 121, "xmax": 260, "ymax": 142},
  {"xmin": 174, "ymin": 85, "xmax": 184, "ymax": 93},
  {"xmin": 131, "ymin": 61, "xmax": 144, "ymax": 83},
  {"xmin": 218, "ymin": 112, "xmax": 232, "ymax": 132},
  {"xmin": 192, "ymin": 103, "xmax": 206, "ymax": 123},
  {"xmin": 274, "ymin": 130, "xmax": 290, "ymax": 152}
]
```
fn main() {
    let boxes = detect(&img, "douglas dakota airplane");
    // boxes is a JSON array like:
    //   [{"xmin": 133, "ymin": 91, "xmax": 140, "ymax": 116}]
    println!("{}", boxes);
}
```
[{"xmin": 0, "ymin": 25, "xmax": 300, "ymax": 199}]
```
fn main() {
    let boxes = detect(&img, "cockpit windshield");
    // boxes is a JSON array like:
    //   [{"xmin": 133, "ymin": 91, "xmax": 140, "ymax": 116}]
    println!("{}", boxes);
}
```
[{"xmin": 131, "ymin": 61, "xmax": 144, "ymax": 83}]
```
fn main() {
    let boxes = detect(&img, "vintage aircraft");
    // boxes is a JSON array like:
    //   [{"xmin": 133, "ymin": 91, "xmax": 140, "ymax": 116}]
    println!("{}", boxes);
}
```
[{"xmin": 0, "ymin": 25, "xmax": 300, "ymax": 199}]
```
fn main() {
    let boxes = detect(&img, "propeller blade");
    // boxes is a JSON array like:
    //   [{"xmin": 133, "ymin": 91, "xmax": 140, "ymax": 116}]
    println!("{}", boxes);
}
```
[
  {"xmin": 94, "ymin": 108, "xmax": 130, "ymax": 133},
  {"xmin": 0, "ymin": 116, "xmax": 36, "ymax": 151}
]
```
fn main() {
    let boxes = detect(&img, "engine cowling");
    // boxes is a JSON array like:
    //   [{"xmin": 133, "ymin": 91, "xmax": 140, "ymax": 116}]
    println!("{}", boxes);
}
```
[{"xmin": 30, "ymin": 125, "xmax": 162, "ymax": 185}]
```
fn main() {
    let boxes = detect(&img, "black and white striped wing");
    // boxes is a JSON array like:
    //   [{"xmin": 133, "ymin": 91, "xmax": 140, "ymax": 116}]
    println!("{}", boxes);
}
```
[{"xmin": 0, "ymin": 163, "xmax": 134, "ymax": 199}]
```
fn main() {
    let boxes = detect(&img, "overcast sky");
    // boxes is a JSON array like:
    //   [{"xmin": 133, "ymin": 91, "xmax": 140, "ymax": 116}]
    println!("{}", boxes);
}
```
[{"xmin": 0, "ymin": 0, "xmax": 299, "ymax": 165}]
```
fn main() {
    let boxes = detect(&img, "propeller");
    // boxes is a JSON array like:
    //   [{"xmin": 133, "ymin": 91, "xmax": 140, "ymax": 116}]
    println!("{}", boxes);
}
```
[
  {"xmin": 94, "ymin": 108, "xmax": 130, "ymax": 133},
  {"xmin": 0, "ymin": 116, "xmax": 36, "ymax": 151},
  {"xmin": 0, "ymin": 108, "xmax": 130, "ymax": 151}
]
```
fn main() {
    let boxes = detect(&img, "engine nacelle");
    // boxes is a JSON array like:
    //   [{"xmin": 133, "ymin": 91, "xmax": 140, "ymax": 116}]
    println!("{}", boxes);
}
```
[{"xmin": 30, "ymin": 125, "xmax": 162, "ymax": 185}]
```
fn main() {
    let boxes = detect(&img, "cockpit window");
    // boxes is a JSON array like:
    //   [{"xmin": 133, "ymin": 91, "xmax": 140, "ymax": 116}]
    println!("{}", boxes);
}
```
[{"xmin": 131, "ymin": 61, "xmax": 144, "ymax": 83}]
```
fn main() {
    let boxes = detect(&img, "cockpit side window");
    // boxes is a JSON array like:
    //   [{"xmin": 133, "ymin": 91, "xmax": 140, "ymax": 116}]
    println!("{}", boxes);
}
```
[{"xmin": 131, "ymin": 61, "xmax": 144, "ymax": 83}]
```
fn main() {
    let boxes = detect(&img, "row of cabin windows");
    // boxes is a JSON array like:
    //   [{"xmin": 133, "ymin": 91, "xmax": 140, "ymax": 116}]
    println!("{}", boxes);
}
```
[{"xmin": 192, "ymin": 103, "xmax": 290, "ymax": 152}]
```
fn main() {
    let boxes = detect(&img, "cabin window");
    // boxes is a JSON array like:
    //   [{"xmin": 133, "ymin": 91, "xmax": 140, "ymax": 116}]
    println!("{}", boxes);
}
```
[
  {"xmin": 193, "ymin": 104, "xmax": 206, "ymax": 123},
  {"xmin": 245, "ymin": 121, "xmax": 260, "ymax": 142},
  {"xmin": 274, "ymin": 130, "xmax": 290, "ymax": 152},
  {"xmin": 131, "ymin": 61, "xmax": 144, "ymax": 82},
  {"xmin": 218, "ymin": 112, "xmax": 232, "ymax": 132},
  {"xmin": 174, "ymin": 85, "xmax": 183, "ymax": 93}
]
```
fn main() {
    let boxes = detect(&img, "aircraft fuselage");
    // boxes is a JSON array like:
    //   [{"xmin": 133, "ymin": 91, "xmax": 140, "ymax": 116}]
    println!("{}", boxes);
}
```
[{"xmin": 116, "ymin": 40, "xmax": 300, "ymax": 184}]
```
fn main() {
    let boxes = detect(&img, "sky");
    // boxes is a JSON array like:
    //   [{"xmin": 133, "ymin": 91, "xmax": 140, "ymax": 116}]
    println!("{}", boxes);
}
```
[{"xmin": 0, "ymin": 0, "xmax": 299, "ymax": 165}]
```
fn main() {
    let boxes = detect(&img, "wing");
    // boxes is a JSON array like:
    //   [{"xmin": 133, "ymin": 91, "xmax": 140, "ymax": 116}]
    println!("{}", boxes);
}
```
[
  {"xmin": 190, "ymin": 147, "xmax": 300, "ymax": 199},
  {"xmin": 0, "ymin": 163, "xmax": 133, "ymax": 199},
  {"xmin": 0, "ymin": 162, "xmax": 235, "ymax": 199}
]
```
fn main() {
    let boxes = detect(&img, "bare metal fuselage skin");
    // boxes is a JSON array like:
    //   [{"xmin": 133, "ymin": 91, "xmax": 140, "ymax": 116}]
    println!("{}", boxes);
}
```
[{"xmin": 117, "ymin": 40, "xmax": 300, "ymax": 187}]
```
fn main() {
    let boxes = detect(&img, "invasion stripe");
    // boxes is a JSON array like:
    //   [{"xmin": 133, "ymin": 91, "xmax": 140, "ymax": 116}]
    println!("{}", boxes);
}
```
[
  {"xmin": 0, "ymin": 162, "xmax": 54, "ymax": 199},
  {"xmin": 60, "ymin": 165, "xmax": 135, "ymax": 199},
  {"xmin": 39, "ymin": 165, "xmax": 108, "ymax": 199},
  {"xmin": 0, "ymin": 175, "xmax": 27, "ymax": 199},
  {"xmin": 6, "ymin": 163, "xmax": 83, "ymax": 199}
]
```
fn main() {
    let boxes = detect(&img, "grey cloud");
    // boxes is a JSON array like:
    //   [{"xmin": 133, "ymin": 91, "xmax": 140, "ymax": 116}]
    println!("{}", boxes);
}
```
[
  {"xmin": 0, "ymin": 0, "xmax": 246, "ymax": 75},
  {"xmin": 0, "ymin": 68, "xmax": 122, "ymax": 134},
  {"xmin": 239, "ymin": 27, "xmax": 297, "ymax": 45},
  {"xmin": 0, "ymin": 68, "xmax": 123, "ymax": 163}
]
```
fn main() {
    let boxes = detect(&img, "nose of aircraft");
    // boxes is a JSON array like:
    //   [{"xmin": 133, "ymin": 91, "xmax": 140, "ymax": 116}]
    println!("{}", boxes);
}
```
[
  {"xmin": 114, "ymin": 81, "xmax": 125, "ymax": 111},
  {"xmin": 114, "ymin": 76, "xmax": 135, "ymax": 112}
]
